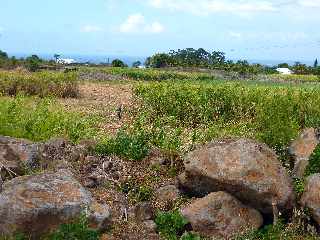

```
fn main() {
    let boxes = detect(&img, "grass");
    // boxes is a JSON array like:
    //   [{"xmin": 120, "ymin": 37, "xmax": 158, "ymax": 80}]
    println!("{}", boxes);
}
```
[
  {"xmin": 0, "ymin": 70, "xmax": 79, "ymax": 98},
  {"xmin": 0, "ymin": 96, "xmax": 98, "ymax": 143}
]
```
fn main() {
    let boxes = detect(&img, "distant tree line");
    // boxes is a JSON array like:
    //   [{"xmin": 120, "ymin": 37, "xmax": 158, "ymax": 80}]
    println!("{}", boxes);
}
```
[
  {"xmin": 145, "ymin": 48, "xmax": 320, "ymax": 75},
  {"xmin": 0, "ymin": 50, "xmax": 57, "ymax": 72}
]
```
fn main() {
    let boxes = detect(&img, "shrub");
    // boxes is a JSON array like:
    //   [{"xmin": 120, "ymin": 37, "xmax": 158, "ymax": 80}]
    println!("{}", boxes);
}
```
[
  {"xmin": 155, "ymin": 211, "xmax": 189, "ymax": 240},
  {"xmin": 0, "ymin": 71, "xmax": 79, "ymax": 98},
  {"xmin": 0, "ymin": 97, "xmax": 98, "ymax": 143}
]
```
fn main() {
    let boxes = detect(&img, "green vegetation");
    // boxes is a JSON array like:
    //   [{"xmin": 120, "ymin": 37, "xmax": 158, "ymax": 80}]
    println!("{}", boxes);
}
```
[
  {"xmin": 119, "ymin": 179, "xmax": 153, "ymax": 203},
  {"xmin": 0, "ymin": 97, "xmax": 98, "ymax": 143},
  {"xmin": 305, "ymin": 145, "xmax": 320, "ymax": 177},
  {"xmin": 0, "ymin": 71, "xmax": 79, "ymax": 98},
  {"xmin": 0, "ymin": 216, "xmax": 99, "ymax": 240},
  {"xmin": 236, "ymin": 218, "xmax": 319, "ymax": 240},
  {"xmin": 155, "ymin": 211, "xmax": 189, "ymax": 240},
  {"xmin": 25, "ymin": 55, "xmax": 42, "ymax": 72},
  {"xmin": 134, "ymin": 82, "xmax": 320, "ymax": 157},
  {"xmin": 111, "ymin": 59, "xmax": 127, "ymax": 68},
  {"xmin": 154, "ymin": 211, "xmax": 203, "ymax": 240},
  {"xmin": 94, "ymin": 129, "xmax": 150, "ymax": 161},
  {"xmin": 46, "ymin": 215, "xmax": 99, "ymax": 240}
]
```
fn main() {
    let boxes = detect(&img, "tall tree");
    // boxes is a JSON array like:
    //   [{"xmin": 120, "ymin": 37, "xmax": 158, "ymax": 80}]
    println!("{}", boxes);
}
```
[
  {"xmin": 54, "ymin": 54, "xmax": 61, "ymax": 63},
  {"xmin": 314, "ymin": 58, "xmax": 318, "ymax": 68}
]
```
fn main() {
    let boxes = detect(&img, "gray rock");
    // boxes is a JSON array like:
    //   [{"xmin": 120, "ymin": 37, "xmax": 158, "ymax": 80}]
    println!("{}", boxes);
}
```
[
  {"xmin": 301, "ymin": 174, "xmax": 320, "ymax": 225},
  {"xmin": 0, "ymin": 169, "xmax": 111, "ymax": 237},
  {"xmin": 180, "ymin": 192, "xmax": 263, "ymax": 239},
  {"xmin": 178, "ymin": 138, "xmax": 294, "ymax": 214},
  {"xmin": 154, "ymin": 185, "xmax": 181, "ymax": 210},
  {"xmin": 289, "ymin": 128, "xmax": 320, "ymax": 178},
  {"xmin": 0, "ymin": 136, "xmax": 40, "ymax": 178},
  {"xmin": 133, "ymin": 202, "xmax": 154, "ymax": 222}
]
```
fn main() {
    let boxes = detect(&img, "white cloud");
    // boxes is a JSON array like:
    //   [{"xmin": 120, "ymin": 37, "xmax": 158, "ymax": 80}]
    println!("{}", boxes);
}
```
[
  {"xmin": 228, "ymin": 31, "xmax": 242, "ymax": 39},
  {"xmin": 119, "ymin": 13, "xmax": 165, "ymax": 34},
  {"xmin": 81, "ymin": 25, "xmax": 103, "ymax": 33},
  {"xmin": 149, "ymin": 0, "xmax": 277, "ymax": 16},
  {"xmin": 298, "ymin": 0, "xmax": 320, "ymax": 7}
]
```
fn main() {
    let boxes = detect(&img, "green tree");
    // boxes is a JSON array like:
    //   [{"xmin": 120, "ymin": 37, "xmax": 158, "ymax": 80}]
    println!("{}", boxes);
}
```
[
  {"xmin": 111, "ymin": 59, "xmax": 127, "ymax": 67},
  {"xmin": 0, "ymin": 50, "xmax": 8, "ymax": 59},
  {"xmin": 25, "ymin": 55, "xmax": 42, "ymax": 72},
  {"xmin": 314, "ymin": 58, "xmax": 318, "ymax": 68},
  {"xmin": 132, "ymin": 61, "xmax": 141, "ymax": 68},
  {"xmin": 148, "ymin": 53, "xmax": 173, "ymax": 68},
  {"xmin": 54, "ymin": 54, "xmax": 61, "ymax": 63},
  {"xmin": 277, "ymin": 63, "xmax": 290, "ymax": 68}
]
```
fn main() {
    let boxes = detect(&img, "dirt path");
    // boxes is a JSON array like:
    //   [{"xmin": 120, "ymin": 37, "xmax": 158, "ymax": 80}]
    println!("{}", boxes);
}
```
[{"xmin": 59, "ymin": 82, "xmax": 135, "ymax": 135}]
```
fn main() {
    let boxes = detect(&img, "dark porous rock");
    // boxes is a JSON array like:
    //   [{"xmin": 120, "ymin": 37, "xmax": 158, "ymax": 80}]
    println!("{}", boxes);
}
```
[
  {"xmin": 289, "ymin": 128, "xmax": 320, "ymax": 178},
  {"xmin": 180, "ymin": 192, "xmax": 263, "ymax": 239},
  {"xmin": 143, "ymin": 220, "xmax": 157, "ymax": 233},
  {"xmin": 0, "ymin": 136, "xmax": 40, "ymax": 178},
  {"xmin": 0, "ymin": 169, "xmax": 111, "ymax": 237},
  {"xmin": 301, "ymin": 174, "xmax": 320, "ymax": 225},
  {"xmin": 154, "ymin": 185, "xmax": 181, "ymax": 210},
  {"xmin": 178, "ymin": 138, "xmax": 294, "ymax": 214},
  {"xmin": 133, "ymin": 202, "xmax": 154, "ymax": 222}
]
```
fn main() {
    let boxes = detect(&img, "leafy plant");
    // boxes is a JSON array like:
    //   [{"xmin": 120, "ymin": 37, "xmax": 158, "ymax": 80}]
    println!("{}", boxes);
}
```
[{"xmin": 155, "ymin": 211, "xmax": 189, "ymax": 240}]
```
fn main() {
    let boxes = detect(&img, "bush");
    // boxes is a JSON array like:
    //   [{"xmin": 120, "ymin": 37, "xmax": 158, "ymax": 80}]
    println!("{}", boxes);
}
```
[
  {"xmin": 0, "ymin": 71, "xmax": 79, "ymax": 98},
  {"xmin": 0, "ymin": 97, "xmax": 98, "ymax": 143},
  {"xmin": 155, "ymin": 211, "xmax": 189, "ymax": 240}
]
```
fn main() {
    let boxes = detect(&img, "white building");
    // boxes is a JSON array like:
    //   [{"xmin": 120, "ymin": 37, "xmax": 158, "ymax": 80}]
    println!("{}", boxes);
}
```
[
  {"xmin": 276, "ymin": 68, "xmax": 293, "ymax": 75},
  {"xmin": 56, "ymin": 58, "xmax": 76, "ymax": 65}
]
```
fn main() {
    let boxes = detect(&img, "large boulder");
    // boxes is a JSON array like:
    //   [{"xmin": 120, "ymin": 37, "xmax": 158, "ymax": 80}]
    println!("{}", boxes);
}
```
[
  {"xmin": 0, "ymin": 136, "xmax": 40, "ymax": 178},
  {"xmin": 180, "ymin": 192, "xmax": 263, "ymax": 239},
  {"xmin": 178, "ymin": 138, "xmax": 294, "ymax": 214},
  {"xmin": 289, "ymin": 128, "xmax": 320, "ymax": 178},
  {"xmin": 301, "ymin": 174, "xmax": 320, "ymax": 225},
  {"xmin": 0, "ymin": 169, "xmax": 111, "ymax": 237}
]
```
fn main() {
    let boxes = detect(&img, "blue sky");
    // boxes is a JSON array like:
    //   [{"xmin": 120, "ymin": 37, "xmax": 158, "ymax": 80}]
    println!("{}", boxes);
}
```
[{"xmin": 0, "ymin": 0, "xmax": 320, "ymax": 61}]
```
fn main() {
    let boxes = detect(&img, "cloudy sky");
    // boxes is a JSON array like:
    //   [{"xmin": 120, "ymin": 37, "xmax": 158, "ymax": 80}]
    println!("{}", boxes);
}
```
[{"xmin": 0, "ymin": 0, "xmax": 319, "ymax": 61}]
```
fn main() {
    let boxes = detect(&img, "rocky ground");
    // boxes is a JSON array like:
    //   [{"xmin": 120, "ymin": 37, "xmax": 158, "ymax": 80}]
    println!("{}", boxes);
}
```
[
  {"xmin": 2, "ymin": 83, "xmax": 320, "ymax": 239},
  {"xmin": 1, "ymin": 127, "xmax": 320, "ymax": 239}
]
